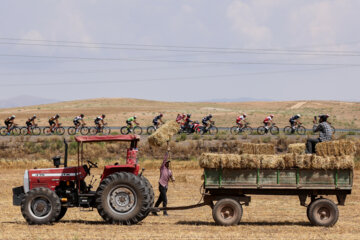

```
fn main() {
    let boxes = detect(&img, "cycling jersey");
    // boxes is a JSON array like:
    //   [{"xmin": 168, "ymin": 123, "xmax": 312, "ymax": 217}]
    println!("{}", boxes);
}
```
[
  {"xmin": 264, "ymin": 116, "xmax": 272, "ymax": 123},
  {"xmin": 26, "ymin": 117, "xmax": 36, "ymax": 123},
  {"xmin": 49, "ymin": 116, "xmax": 58, "ymax": 121},
  {"xmin": 153, "ymin": 115, "xmax": 162, "ymax": 122},
  {"xmin": 74, "ymin": 116, "xmax": 83, "ymax": 122},
  {"xmin": 176, "ymin": 115, "xmax": 185, "ymax": 123},
  {"xmin": 236, "ymin": 116, "xmax": 245, "ymax": 123},
  {"xmin": 94, "ymin": 116, "xmax": 103, "ymax": 123},
  {"xmin": 202, "ymin": 116, "xmax": 212, "ymax": 122},
  {"xmin": 4, "ymin": 118, "xmax": 12, "ymax": 126},
  {"xmin": 290, "ymin": 115, "xmax": 300, "ymax": 121},
  {"xmin": 127, "ymin": 117, "xmax": 135, "ymax": 122}
]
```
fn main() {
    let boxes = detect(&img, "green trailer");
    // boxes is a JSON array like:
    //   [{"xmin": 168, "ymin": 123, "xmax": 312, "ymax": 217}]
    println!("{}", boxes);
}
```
[{"xmin": 202, "ymin": 168, "xmax": 353, "ymax": 226}]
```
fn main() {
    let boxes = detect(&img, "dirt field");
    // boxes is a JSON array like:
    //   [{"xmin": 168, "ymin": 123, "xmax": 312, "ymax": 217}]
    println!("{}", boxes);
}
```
[
  {"xmin": 1, "ymin": 166, "xmax": 359, "ymax": 240},
  {"xmin": 0, "ymin": 98, "xmax": 359, "ymax": 129}
]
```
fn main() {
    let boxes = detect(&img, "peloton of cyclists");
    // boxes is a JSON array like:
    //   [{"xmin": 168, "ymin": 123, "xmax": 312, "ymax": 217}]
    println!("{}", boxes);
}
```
[
  {"xmin": 289, "ymin": 114, "xmax": 301, "ymax": 133},
  {"xmin": 263, "ymin": 114, "xmax": 274, "ymax": 130},
  {"xmin": 4, "ymin": 115, "xmax": 16, "ymax": 134},
  {"xmin": 126, "ymin": 116, "xmax": 139, "ymax": 130},
  {"xmin": 73, "ymin": 114, "xmax": 85, "ymax": 131},
  {"xmin": 202, "ymin": 114, "xmax": 213, "ymax": 129},
  {"xmin": 153, "ymin": 113, "xmax": 164, "ymax": 129},
  {"xmin": 49, "ymin": 114, "xmax": 60, "ymax": 132},
  {"xmin": 236, "ymin": 113, "xmax": 247, "ymax": 129},
  {"xmin": 25, "ymin": 115, "xmax": 37, "ymax": 134},
  {"xmin": 94, "ymin": 114, "xmax": 106, "ymax": 130}
]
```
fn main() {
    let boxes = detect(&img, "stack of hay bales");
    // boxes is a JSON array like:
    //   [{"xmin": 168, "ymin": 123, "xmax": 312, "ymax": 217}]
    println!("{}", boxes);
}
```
[
  {"xmin": 148, "ymin": 121, "xmax": 179, "ymax": 147},
  {"xmin": 288, "ymin": 143, "xmax": 306, "ymax": 154},
  {"xmin": 199, "ymin": 139, "xmax": 356, "ymax": 170},
  {"xmin": 238, "ymin": 142, "xmax": 275, "ymax": 155}
]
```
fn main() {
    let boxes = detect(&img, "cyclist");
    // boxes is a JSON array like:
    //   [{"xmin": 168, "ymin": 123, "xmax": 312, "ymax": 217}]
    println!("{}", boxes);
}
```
[
  {"xmin": 202, "ymin": 114, "xmax": 213, "ymax": 129},
  {"xmin": 94, "ymin": 114, "xmax": 106, "ymax": 130},
  {"xmin": 236, "ymin": 113, "xmax": 247, "ymax": 129},
  {"xmin": 49, "ymin": 114, "xmax": 60, "ymax": 132},
  {"xmin": 126, "ymin": 116, "xmax": 139, "ymax": 130},
  {"xmin": 25, "ymin": 115, "xmax": 37, "ymax": 134},
  {"xmin": 176, "ymin": 113, "xmax": 186, "ymax": 124},
  {"xmin": 153, "ymin": 113, "xmax": 164, "ymax": 129},
  {"xmin": 183, "ymin": 114, "xmax": 192, "ymax": 131},
  {"xmin": 263, "ymin": 114, "xmax": 274, "ymax": 130},
  {"xmin": 289, "ymin": 114, "xmax": 301, "ymax": 133},
  {"xmin": 73, "ymin": 114, "xmax": 85, "ymax": 129},
  {"xmin": 4, "ymin": 115, "xmax": 16, "ymax": 133}
]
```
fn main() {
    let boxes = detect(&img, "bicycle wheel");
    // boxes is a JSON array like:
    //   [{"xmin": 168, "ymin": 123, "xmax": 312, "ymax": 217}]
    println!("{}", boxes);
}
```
[
  {"xmin": 133, "ymin": 126, "xmax": 142, "ymax": 135},
  {"xmin": 68, "ymin": 127, "xmax": 76, "ymax": 135},
  {"xmin": 80, "ymin": 127, "xmax": 90, "ymax": 135},
  {"xmin": 32, "ymin": 127, "xmax": 41, "ymax": 135},
  {"xmin": 208, "ymin": 126, "xmax": 218, "ymax": 135},
  {"xmin": 56, "ymin": 127, "xmax": 65, "ymax": 135},
  {"xmin": 102, "ymin": 127, "xmax": 111, "ymax": 135},
  {"xmin": 147, "ymin": 126, "xmax": 156, "ymax": 135},
  {"xmin": 230, "ymin": 126, "xmax": 239, "ymax": 135},
  {"xmin": 21, "ymin": 127, "xmax": 29, "ymax": 135},
  {"xmin": 11, "ymin": 127, "xmax": 21, "ymax": 136},
  {"xmin": 43, "ymin": 127, "xmax": 52, "ymax": 135},
  {"xmin": 283, "ymin": 126, "xmax": 293, "ymax": 135},
  {"xmin": 243, "ymin": 127, "xmax": 253, "ymax": 135},
  {"xmin": 270, "ymin": 126, "xmax": 280, "ymax": 135},
  {"xmin": 257, "ymin": 126, "xmax": 266, "ymax": 135},
  {"xmin": 297, "ymin": 126, "xmax": 306, "ymax": 135},
  {"xmin": 89, "ymin": 127, "xmax": 98, "ymax": 135},
  {"xmin": 120, "ymin": 126, "xmax": 130, "ymax": 135},
  {"xmin": 0, "ymin": 127, "xmax": 8, "ymax": 136}
]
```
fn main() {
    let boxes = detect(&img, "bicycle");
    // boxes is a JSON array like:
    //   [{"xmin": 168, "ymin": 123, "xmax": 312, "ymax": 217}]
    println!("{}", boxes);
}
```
[
  {"xmin": 199, "ymin": 121, "xmax": 218, "ymax": 135},
  {"xmin": 283, "ymin": 123, "xmax": 306, "ymax": 135},
  {"xmin": 89, "ymin": 123, "xmax": 111, "ymax": 135},
  {"xmin": 0, "ymin": 124, "xmax": 21, "ymax": 136},
  {"xmin": 121, "ymin": 123, "xmax": 142, "ymax": 135},
  {"xmin": 68, "ymin": 123, "xmax": 90, "ymax": 135},
  {"xmin": 257, "ymin": 123, "xmax": 279, "ymax": 135},
  {"xmin": 230, "ymin": 122, "xmax": 253, "ymax": 135},
  {"xmin": 20, "ymin": 124, "xmax": 41, "ymax": 135},
  {"xmin": 43, "ymin": 123, "xmax": 65, "ymax": 135},
  {"xmin": 147, "ymin": 122, "xmax": 163, "ymax": 135}
]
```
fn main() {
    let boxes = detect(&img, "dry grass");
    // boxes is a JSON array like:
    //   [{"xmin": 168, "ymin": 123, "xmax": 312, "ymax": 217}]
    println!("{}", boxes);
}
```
[{"xmin": 2, "ymin": 167, "xmax": 360, "ymax": 239}]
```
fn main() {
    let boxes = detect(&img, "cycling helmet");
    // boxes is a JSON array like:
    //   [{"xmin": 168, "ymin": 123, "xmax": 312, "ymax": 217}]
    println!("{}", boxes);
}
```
[
  {"xmin": 187, "ymin": 114, "xmax": 191, "ymax": 117},
  {"xmin": 11, "ymin": 115, "xmax": 15, "ymax": 119},
  {"xmin": 134, "ymin": 116, "xmax": 137, "ymax": 119},
  {"xmin": 296, "ymin": 114, "xmax": 301, "ymax": 118},
  {"xmin": 80, "ymin": 114, "xmax": 84, "ymax": 118},
  {"xmin": 102, "ymin": 114, "xmax": 106, "ymax": 118},
  {"xmin": 209, "ymin": 114, "xmax": 212, "ymax": 118},
  {"xmin": 33, "ymin": 114, "xmax": 36, "ymax": 118},
  {"xmin": 55, "ymin": 114, "xmax": 59, "ymax": 118},
  {"xmin": 160, "ymin": 113, "xmax": 163, "ymax": 117},
  {"xmin": 243, "ymin": 113, "xmax": 247, "ymax": 117},
  {"xmin": 270, "ymin": 114, "xmax": 274, "ymax": 118}
]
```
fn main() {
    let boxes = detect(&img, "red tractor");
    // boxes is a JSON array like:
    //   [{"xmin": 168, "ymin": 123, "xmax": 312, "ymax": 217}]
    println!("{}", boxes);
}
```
[{"xmin": 12, "ymin": 135, "xmax": 154, "ymax": 225}]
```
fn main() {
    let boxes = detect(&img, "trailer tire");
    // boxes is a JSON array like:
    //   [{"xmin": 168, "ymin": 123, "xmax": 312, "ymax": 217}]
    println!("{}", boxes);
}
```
[
  {"xmin": 212, "ymin": 198, "xmax": 242, "ymax": 226},
  {"xmin": 21, "ymin": 187, "xmax": 61, "ymax": 225},
  {"xmin": 54, "ymin": 207, "xmax": 67, "ymax": 222},
  {"xmin": 308, "ymin": 198, "xmax": 339, "ymax": 227},
  {"xmin": 95, "ymin": 172, "xmax": 151, "ymax": 225}
]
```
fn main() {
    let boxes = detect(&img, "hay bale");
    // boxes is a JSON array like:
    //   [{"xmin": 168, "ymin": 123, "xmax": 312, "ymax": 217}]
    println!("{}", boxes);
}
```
[
  {"xmin": 148, "ymin": 121, "xmax": 179, "ymax": 147},
  {"xmin": 221, "ymin": 154, "xmax": 243, "ymax": 168},
  {"xmin": 260, "ymin": 155, "xmax": 285, "ymax": 169},
  {"xmin": 199, "ymin": 153, "xmax": 221, "ymax": 168},
  {"xmin": 238, "ymin": 142, "xmax": 275, "ymax": 155},
  {"xmin": 283, "ymin": 153, "xmax": 296, "ymax": 168},
  {"xmin": 315, "ymin": 140, "xmax": 356, "ymax": 157},
  {"xmin": 288, "ymin": 143, "xmax": 306, "ymax": 154},
  {"xmin": 241, "ymin": 154, "xmax": 261, "ymax": 169},
  {"xmin": 311, "ymin": 155, "xmax": 354, "ymax": 169},
  {"xmin": 295, "ymin": 154, "xmax": 312, "ymax": 169}
]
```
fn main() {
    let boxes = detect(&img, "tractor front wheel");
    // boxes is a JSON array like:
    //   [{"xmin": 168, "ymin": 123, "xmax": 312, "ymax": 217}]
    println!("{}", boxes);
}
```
[
  {"xmin": 20, "ymin": 187, "xmax": 61, "ymax": 225},
  {"xmin": 95, "ymin": 172, "xmax": 152, "ymax": 225}
]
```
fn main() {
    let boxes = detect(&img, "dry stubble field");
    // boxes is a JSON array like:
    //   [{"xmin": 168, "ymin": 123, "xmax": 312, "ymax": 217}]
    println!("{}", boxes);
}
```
[{"xmin": 1, "ymin": 165, "xmax": 359, "ymax": 240}]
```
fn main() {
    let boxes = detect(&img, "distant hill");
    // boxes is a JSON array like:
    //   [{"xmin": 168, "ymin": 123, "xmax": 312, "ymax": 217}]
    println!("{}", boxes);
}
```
[
  {"xmin": 202, "ymin": 97, "xmax": 273, "ymax": 102},
  {"xmin": 0, "ymin": 95, "xmax": 59, "ymax": 109}
]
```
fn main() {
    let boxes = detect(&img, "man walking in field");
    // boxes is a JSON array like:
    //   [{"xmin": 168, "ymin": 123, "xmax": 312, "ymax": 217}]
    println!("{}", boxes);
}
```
[
  {"xmin": 153, "ymin": 149, "xmax": 175, "ymax": 216},
  {"xmin": 306, "ymin": 114, "xmax": 332, "ymax": 153}
]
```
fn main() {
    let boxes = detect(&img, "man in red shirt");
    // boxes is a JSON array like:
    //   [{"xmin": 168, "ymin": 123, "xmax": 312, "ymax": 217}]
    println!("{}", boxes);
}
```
[{"xmin": 153, "ymin": 151, "xmax": 175, "ymax": 216}]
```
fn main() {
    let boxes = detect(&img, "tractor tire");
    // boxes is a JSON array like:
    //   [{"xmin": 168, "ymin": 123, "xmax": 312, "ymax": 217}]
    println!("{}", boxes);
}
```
[
  {"xmin": 138, "ymin": 175, "xmax": 154, "ymax": 221},
  {"xmin": 95, "ymin": 172, "xmax": 151, "ymax": 225},
  {"xmin": 308, "ymin": 198, "xmax": 339, "ymax": 227},
  {"xmin": 54, "ymin": 207, "xmax": 67, "ymax": 222},
  {"xmin": 20, "ymin": 187, "xmax": 61, "ymax": 225},
  {"xmin": 212, "ymin": 198, "xmax": 243, "ymax": 226}
]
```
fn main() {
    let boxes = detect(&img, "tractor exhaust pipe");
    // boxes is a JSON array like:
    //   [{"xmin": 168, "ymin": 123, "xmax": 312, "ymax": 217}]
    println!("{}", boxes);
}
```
[{"xmin": 63, "ymin": 138, "xmax": 68, "ymax": 168}]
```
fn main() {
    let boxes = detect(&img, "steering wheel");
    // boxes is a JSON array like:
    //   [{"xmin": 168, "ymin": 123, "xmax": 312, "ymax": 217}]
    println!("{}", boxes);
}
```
[{"xmin": 87, "ymin": 160, "xmax": 98, "ymax": 168}]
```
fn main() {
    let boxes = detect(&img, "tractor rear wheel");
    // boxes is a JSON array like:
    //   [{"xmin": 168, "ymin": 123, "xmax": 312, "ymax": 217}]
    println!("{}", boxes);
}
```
[
  {"xmin": 138, "ymin": 175, "xmax": 154, "ymax": 220},
  {"xmin": 55, "ymin": 207, "xmax": 67, "ymax": 222},
  {"xmin": 21, "ymin": 187, "xmax": 61, "ymax": 225},
  {"xmin": 95, "ymin": 172, "xmax": 151, "ymax": 225}
]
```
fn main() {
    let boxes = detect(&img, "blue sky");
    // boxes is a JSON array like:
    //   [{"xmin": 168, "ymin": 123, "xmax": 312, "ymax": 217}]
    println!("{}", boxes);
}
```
[{"xmin": 0, "ymin": 0, "xmax": 359, "ymax": 102}]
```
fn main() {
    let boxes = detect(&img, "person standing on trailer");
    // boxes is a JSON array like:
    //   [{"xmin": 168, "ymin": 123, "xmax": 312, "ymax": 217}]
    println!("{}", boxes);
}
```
[{"xmin": 153, "ymin": 150, "xmax": 175, "ymax": 216}]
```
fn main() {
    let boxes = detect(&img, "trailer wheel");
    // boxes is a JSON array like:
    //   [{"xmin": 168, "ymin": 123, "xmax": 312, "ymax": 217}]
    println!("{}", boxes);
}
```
[
  {"xmin": 212, "ymin": 198, "xmax": 242, "ymax": 226},
  {"xmin": 55, "ymin": 207, "xmax": 67, "ymax": 222},
  {"xmin": 21, "ymin": 187, "xmax": 61, "ymax": 225},
  {"xmin": 95, "ymin": 172, "xmax": 151, "ymax": 225},
  {"xmin": 308, "ymin": 198, "xmax": 339, "ymax": 227}
]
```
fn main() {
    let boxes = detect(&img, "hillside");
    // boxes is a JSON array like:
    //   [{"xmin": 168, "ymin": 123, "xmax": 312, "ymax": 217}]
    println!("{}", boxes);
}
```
[{"xmin": 0, "ymin": 98, "xmax": 359, "ymax": 129}]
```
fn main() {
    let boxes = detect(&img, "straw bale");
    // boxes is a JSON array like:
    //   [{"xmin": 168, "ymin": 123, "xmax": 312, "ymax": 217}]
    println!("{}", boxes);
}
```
[
  {"xmin": 283, "ymin": 153, "xmax": 296, "ymax": 168},
  {"xmin": 148, "ymin": 121, "xmax": 179, "ymax": 147},
  {"xmin": 260, "ymin": 155, "xmax": 285, "ymax": 169},
  {"xmin": 199, "ymin": 153, "xmax": 221, "ymax": 168},
  {"xmin": 311, "ymin": 155, "xmax": 354, "ymax": 169},
  {"xmin": 221, "ymin": 154, "xmax": 244, "ymax": 168},
  {"xmin": 295, "ymin": 154, "xmax": 313, "ymax": 169},
  {"xmin": 315, "ymin": 140, "xmax": 356, "ymax": 157},
  {"xmin": 238, "ymin": 142, "xmax": 275, "ymax": 155},
  {"xmin": 241, "ymin": 154, "xmax": 261, "ymax": 169},
  {"xmin": 288, "ymin": 143, "xmax": 306, "ymax": 155}
]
